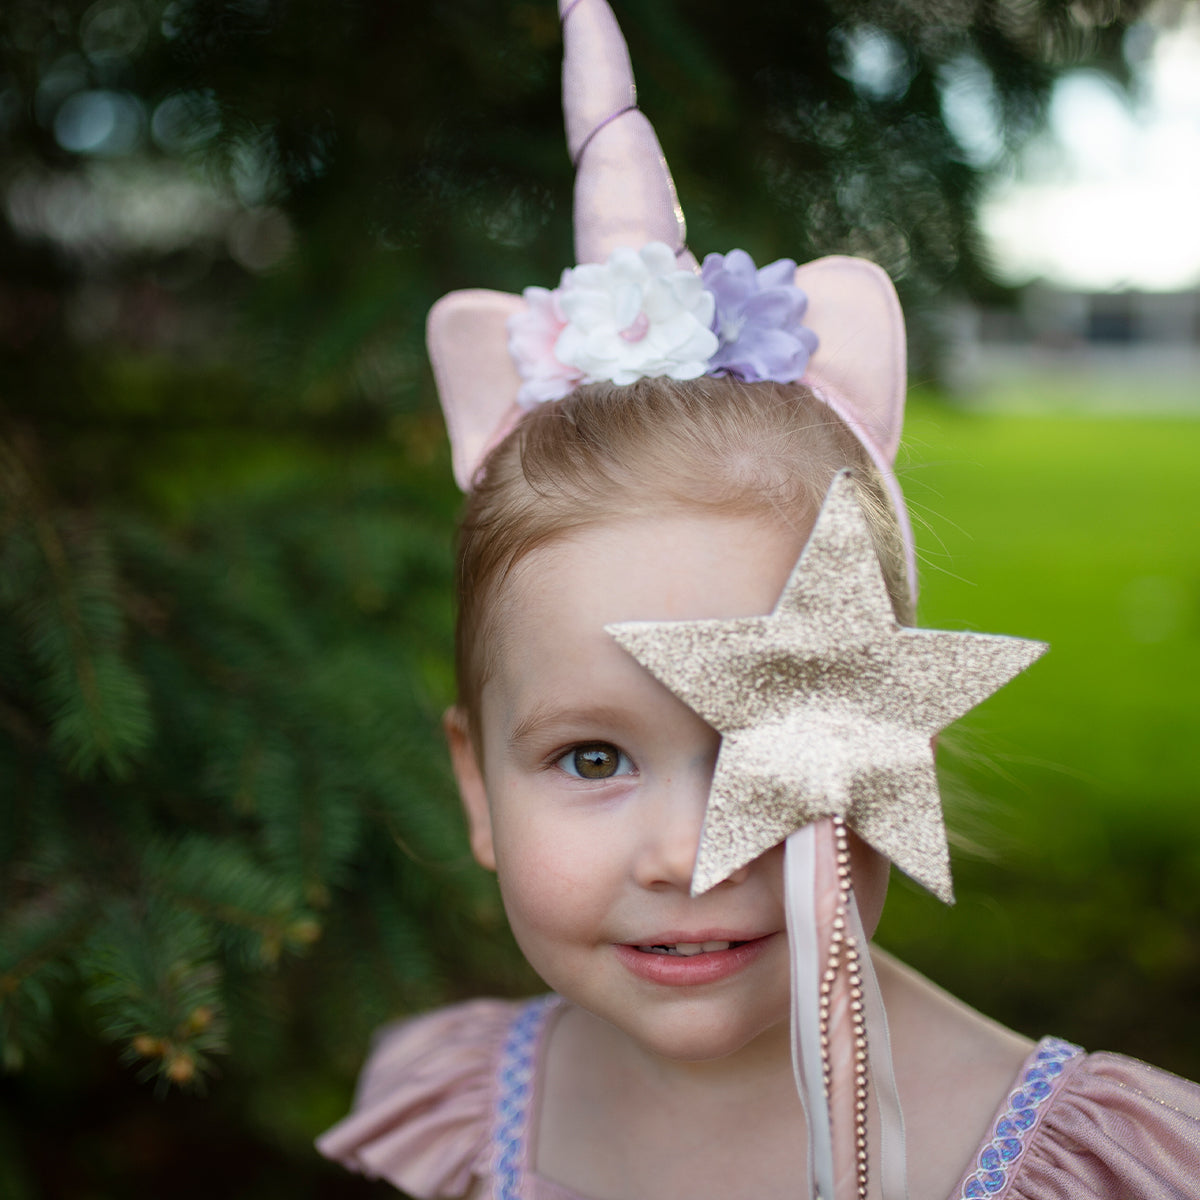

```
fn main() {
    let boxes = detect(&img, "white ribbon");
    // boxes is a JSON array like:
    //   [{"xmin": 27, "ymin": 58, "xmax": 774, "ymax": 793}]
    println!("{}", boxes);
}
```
[{"xmin": 785, "ymin": 826, "xmax": 834, "ymax": 1200}]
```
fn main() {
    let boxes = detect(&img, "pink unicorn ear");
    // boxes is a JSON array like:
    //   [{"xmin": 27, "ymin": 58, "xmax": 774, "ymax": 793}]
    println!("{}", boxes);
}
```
[
  {"xmin": 426, "ymin": 291, "xmax": 525, "ymax": 491},
  {"xmin": 796, "ymin": 256, "xmax": 906, "ymax": 463},
  {"xmin": 795, "ymin": 255, "xmax": 916, "ymax": 598}
]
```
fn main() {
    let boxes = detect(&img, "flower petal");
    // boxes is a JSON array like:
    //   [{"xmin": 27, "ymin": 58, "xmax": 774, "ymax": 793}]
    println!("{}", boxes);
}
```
[
  {"xmin": 639, "ymin": 241, "xmax": 677, "ymax": 274},
  {"xmin": 609, "ymin": 246, "xmax": 650, "ymax": 284},
  {"xmin": 742, "ymin": 288, "xmax": 805, "ymax": 327},
  {"xmin": 721, "ymin": 248, "xmax": 757, "ymax": 280},
  {"xmin": 558, "ymin": 289, "xmax": 612, "ymax": 328},
  {"xmin": 612, "ymin": 282, "xmax": 644, "ymax": 331},
  {"xmin": 755, "ymin": 257, "xmax": 798, "ymax": 290}
]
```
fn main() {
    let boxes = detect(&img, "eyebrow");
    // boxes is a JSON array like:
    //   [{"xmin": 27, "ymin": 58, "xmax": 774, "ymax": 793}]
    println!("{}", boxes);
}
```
[{"xmin": 507, "ymin": 702, "xmax": 633, "ymax": 752}]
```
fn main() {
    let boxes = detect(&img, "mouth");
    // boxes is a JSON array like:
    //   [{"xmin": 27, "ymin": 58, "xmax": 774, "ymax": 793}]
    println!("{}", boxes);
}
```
[
  {"xmin": 615, "ymin": 933, "xmax": 774, "ymax": 986},
  {"xmin": 635, "ymin": 940, "xmax": 748, "ymax": 957}
]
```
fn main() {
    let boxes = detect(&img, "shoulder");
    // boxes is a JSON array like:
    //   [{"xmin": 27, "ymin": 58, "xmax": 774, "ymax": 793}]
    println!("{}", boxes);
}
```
[
  {"xmin": 316, "ymin": 997, "xmax": 539, "ymax": 1200},
  {"xmin": 873, "ymin": 949, "xmax": 1035, "ymax": 1198},
  {"xmin": 955, "ymin": 1042, "xmax": 1200, "ymax": 1199},
  {"xmin": 875, "ymin": 951, "xmax": 1200, "ymax": 1197}
]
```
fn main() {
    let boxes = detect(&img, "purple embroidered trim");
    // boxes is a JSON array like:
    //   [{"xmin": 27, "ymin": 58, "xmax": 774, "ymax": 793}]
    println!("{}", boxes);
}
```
[
  {"xmin": 958, "ymin": 1037, "xmax": 1082, "ymax": 1199},
  {"xmin": 492, "ymin": 996, "xmax": 558, "ymax": 1200}
]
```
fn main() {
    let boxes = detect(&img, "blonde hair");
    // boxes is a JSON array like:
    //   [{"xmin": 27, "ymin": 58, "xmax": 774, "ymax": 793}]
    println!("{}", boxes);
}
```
[{"xmin": 455, "ymin": 376, "xmax": 912, "ymax": 735}]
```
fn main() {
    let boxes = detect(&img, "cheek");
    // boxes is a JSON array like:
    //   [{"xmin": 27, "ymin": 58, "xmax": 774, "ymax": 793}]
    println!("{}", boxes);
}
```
[{"xmin": 489, "ymin": 803, "xmax": 614, "ymax": 945}]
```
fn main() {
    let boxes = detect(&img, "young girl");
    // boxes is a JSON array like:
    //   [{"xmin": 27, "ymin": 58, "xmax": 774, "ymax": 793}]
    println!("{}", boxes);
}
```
[{"xmin": 319, "ymin": 3, "xmax": 1200, "ymax": 1197}]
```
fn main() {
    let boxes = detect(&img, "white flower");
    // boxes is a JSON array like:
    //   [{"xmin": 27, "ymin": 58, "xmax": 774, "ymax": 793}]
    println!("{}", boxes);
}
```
[{"xmin": 553, "ymin": 243, "xmax": 718, "ymax": 386}]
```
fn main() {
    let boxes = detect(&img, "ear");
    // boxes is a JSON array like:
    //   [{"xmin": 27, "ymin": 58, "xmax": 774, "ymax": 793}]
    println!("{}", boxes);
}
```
[{"xmin": 444, "ymin": 706, "xmax": 496, "ymax": 871}]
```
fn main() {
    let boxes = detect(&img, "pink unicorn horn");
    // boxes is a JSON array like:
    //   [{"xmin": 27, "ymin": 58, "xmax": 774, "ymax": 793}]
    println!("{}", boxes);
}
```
[{"xmin": 560, "ymin": 0, "xmax": 697, "ymax": 269}]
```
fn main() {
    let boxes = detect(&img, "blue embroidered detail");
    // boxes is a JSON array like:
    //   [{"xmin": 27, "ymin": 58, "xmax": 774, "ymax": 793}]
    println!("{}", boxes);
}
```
[
  {"xmin": 957, "ymin": 1037, "xmax": 1081, "ymax": 1200},
  {"xmin": 492, "ymin": 996, "xmax": 558, "ymax": 1200}
]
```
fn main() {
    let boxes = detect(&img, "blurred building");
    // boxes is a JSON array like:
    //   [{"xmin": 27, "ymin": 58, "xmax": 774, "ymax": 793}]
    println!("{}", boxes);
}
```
[{"xmin": 948, "ymin": 285, "xmax": 1200, "ymax": 413}]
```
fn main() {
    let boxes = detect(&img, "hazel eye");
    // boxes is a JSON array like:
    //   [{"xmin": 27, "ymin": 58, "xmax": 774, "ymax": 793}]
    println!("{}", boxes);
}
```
[{"xmin": 557, "ymin": 743, "xmax": 633, "ymax": 780}]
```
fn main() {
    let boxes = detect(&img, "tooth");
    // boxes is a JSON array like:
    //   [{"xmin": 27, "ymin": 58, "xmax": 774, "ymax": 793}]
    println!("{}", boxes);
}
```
[
  {"xmin": 675, "ymin": 942, "xmax": 703, "ymax": 956},
  {"xmin": 701, "ymin": 941, "xmax": 731, "ymax": 952}
]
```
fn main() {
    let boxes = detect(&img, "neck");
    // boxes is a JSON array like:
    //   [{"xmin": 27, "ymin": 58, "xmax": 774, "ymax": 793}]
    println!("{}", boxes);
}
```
[
  {"xmin": 572, "ymin": 1001, "xmax": 799, "ymax": 1103},
  {"xmin": 539, "ymin": 996, "xmax": 809, "ymax": 1199}
]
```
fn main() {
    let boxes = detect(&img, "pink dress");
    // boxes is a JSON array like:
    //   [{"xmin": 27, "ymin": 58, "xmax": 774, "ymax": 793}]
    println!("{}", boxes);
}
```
[{"xmin": 317, "ymin": 996, "xmax": 1200, "ymax": 1199}]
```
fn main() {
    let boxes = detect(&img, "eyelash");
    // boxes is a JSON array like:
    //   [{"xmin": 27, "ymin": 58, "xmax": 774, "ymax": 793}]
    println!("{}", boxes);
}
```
[{"xmin": 554, "ymin": 742, "xmax": 635, "ymax": 781}]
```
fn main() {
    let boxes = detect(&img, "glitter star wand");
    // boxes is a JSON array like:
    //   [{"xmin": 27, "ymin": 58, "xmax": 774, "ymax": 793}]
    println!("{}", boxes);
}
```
[{"xmin": 608, "ymin": 470, "xmax": 1048, "ymax": 1200}]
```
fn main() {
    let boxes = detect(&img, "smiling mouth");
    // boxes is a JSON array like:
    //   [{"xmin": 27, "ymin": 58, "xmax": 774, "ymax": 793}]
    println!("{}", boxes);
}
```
[{"xmin": 636, "ymin": 940, "xmax": 748, "ymax": 957}]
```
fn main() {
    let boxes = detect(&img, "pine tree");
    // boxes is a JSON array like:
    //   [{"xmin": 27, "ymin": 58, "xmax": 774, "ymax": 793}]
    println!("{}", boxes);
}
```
[{"xmin": 1, "ymin": 405, "xmax": 533, "ymax": 1092}]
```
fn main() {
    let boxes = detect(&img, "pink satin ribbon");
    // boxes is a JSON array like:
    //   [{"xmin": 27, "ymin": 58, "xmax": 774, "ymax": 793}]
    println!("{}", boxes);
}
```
[{"xmin": 786, "ymin": 824, "xmax": 909, "ymax": 1200}]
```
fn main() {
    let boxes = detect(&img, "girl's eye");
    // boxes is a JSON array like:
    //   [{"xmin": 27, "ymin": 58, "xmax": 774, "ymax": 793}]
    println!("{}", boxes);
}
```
[{"xmin": 557, "ymin": 743, "xmax": 633, "ymax": 780}]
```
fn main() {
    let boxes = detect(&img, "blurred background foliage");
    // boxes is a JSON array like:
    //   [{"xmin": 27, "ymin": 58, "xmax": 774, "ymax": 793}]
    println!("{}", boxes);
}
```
[{"xmin": 1, "ymin": 0, "xmax": 1196, "ymax": 1196}]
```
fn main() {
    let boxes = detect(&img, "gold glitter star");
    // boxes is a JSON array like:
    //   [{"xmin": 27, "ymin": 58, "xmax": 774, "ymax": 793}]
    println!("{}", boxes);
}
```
[{"xmin": 607, "ymin": 471, "xmax": 1047, "ymax": 902}]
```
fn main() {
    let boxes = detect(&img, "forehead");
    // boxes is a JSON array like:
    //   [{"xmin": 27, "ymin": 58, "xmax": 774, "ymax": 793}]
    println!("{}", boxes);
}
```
[{"xmin": 484, "ymin": 511, "xmax": 810, "ymax": 711}]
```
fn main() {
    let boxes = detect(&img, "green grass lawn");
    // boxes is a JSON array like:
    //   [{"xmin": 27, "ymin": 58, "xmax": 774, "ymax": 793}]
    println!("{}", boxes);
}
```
[
  {"xmin": 877, "ymin": 394, "xmax": 1200, "ymax": 1071},
  {"xmin": 902, "ymin": 396, "xmax": 1200, "ymax": 821}
]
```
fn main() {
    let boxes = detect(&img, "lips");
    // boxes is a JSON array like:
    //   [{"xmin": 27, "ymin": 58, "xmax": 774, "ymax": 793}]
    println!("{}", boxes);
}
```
[{"xmin": 614, "ymin": 933, "xmax": 775, "ymax": 986}]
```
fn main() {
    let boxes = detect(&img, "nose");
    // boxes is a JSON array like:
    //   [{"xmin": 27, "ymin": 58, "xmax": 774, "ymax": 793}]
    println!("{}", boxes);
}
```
[{"xmin": 633, "ymin": 761, "xmax": 750, "ymax": 891}]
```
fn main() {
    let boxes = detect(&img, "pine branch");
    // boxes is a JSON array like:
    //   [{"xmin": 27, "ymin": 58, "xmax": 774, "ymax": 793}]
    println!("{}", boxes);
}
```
[
  {"xmin": 1, "ymin": 431, "xmax": 153, "ymax": 779},
  {"xmin": 0, "ymin": 883, "xmax": 89, "ymax": 1071},
  {"xmin": 80, "ymin": 897, "xmax": 228, "ymax": 1089}
]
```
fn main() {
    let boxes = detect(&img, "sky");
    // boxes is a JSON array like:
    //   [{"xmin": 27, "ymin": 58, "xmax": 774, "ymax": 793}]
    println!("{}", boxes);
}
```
[{"xmin": 977, "ymin": 5, "xmax": 1200, "ymax": 292}]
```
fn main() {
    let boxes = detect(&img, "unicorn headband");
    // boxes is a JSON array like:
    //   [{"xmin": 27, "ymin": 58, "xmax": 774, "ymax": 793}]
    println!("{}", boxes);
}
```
[
  {"xmin": 427, "ymin": 0, "xmax": 916, "ymax": 601},
  {"xmin": 427, "ymin": 4, "xmax": 1047, "ymax": 1200}
]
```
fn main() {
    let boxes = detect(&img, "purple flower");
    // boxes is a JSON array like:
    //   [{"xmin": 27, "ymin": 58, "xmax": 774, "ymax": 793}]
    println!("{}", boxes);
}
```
[{"xmin": 701, "ymin": 250, "xmax": 818, "ymax": 383}]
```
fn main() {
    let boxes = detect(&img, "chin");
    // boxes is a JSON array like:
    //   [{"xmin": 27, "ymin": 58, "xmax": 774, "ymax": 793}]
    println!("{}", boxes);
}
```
[{"xmin": 611, "ymin": 999, "xmax": 790, "ymax": 1064}]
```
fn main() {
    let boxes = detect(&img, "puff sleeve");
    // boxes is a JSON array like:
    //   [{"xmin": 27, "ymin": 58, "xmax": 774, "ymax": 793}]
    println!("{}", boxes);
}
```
[
  {"xmin": 316, "ymin": 999, "xmax": 521, "ymax": 1199},
  {"xmin": 1007, "ymin": 1052, "xmax": 1200, "ymax": 1199},
  {"xmin": 956, "ymin": 1048, "xmax": 1200, "ymax": 1200}
]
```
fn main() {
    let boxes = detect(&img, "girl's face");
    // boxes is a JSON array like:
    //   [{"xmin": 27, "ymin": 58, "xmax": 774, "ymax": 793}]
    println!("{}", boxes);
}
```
[{"xmin": 448, "ymin": 510, "xmax": 889, "ymax": 1065}]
